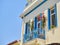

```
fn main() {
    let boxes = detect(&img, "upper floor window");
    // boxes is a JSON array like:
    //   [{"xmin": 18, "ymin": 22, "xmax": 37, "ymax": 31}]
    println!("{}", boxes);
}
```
[{"xmin": 48, "ymin": 5, "xmax": 57, "ymax": 30}]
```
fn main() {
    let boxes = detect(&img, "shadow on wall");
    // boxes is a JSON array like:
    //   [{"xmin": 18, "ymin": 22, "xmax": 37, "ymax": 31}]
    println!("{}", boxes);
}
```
[{"xmin": 48, "ymin": 43, "xmax": 60, "ymax": 45}]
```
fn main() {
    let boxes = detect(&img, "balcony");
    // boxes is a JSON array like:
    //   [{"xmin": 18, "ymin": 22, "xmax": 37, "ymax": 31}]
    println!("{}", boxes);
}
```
[{"xmin": 23, "ymin": 29, "xmax": 45, "ymax": 43}]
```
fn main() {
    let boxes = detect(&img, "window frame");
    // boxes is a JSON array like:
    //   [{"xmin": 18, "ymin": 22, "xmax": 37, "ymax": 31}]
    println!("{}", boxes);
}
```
[{"xmin": 48, "ymin": 4, "xmax": 57, "ymax": 30}]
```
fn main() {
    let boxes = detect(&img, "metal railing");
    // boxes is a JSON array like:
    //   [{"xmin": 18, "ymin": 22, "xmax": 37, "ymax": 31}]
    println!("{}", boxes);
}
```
[{"xmin": 23, "ymin": 29, "xmax": 45, "ymax": 43}]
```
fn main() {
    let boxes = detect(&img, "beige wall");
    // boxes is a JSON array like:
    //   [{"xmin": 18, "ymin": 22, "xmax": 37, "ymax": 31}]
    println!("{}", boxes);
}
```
[
  {"xmin": 22, "ymin": 1, "xmax": 60, "ymax": 45},
  {"xmin": 46, "ymin": 2, "xmax": 60, "ymax": 44},
  {"xmin": 23, "ymin": 0, "xmax": 60, "ymax": 23},
  {"xmin": 23, "ymin": 38, "xmax": 45, "ymax": 45}
]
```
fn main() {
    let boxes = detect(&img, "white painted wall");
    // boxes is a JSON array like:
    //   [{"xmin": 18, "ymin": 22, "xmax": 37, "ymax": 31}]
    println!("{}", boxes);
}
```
[
  {"xmin": 21, "ymin": 1, "xmax": 60, "ymax": 45},
  {"xmin": 23, "ymin": 38, "xmax": 45, "ymax": 45},
  {"xmin": 22, "ymin": 0, "xmax": 60, "ymax": 23},
  {"xmin": 21, "ymin": 21, "xmax": 25, "ymax": 45},
  {"xmin": 46, "ymin": 2, "xmax": 60, "ymax": 44}
]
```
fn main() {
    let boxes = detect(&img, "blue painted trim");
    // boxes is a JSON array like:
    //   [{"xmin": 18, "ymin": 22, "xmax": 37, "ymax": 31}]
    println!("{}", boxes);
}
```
[
  {"xmin": 43, "ymin": 27, "xmax": 46, "ymax": 39},
  {"xmin": 25, "ymin": 22, "xmax": 30, "ymax": 34},
  {"xmin": 48, "ymin": 9, "xmax": 51, "ymax": 30},
  {"xmin": 24, "ymin": 0, "xmax": 47, "ymax": 17},
  {"xmin": 25, "ymin": 23, "xmax": 27, "ymax": 34},
  {"xmin": 55, "ymin": 4, "xmax": 57, "ymax": 27},
  {"xmin": 34, "ymin": 17, "xmax": 37, "ymax": 30}
]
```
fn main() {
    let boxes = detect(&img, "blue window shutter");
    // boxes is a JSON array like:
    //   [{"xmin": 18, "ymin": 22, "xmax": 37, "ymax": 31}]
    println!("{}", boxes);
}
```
[
  {"xmin": 54, "ymin": 4, "xmax": 57, "ymax": 27},
  {"xmin": 25, "ymin": 23, "xmax": 27, "ymax": 34},
  {"xmin": 34, "ymin": 17, "xmax": 37, "ymax": 30},
  {"xmin": 43, "ymin": 30, "xmax": 45, "ymax": 39},
  {"xmin": 48, "ymin": 9, "xmax": 51, "ymax": 30}
]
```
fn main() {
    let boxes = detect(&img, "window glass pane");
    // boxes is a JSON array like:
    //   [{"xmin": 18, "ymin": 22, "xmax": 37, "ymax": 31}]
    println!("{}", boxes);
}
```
[
  {"xmin": 42, "ymin": 15, "xmax": 46, "ymax": 28},
  {"xmin": 25, "ymin": 22, "xmax": 30, "ymax": 34},
  {"xmin": 38, "ymin": 23, "xmax": 40, "ymax": 28},
  {"xmin": 51, "ymin": 9, "xmax": 54, "ymax": 14},
  {"xmin": 31, "ymin": 21, "xmax": 34, "ymax": 30},
  {"xmin": 51, "ymin": 14, "xmax": 56, "ymax": 28}
]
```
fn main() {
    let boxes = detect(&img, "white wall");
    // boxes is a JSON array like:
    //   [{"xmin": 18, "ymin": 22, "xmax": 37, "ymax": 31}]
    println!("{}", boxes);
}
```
[
  {"xmin": 23, "ymin": 38, "xmax": 45, "ymax": 45},
  {"xmin": 21, "ymin": 21, "xmax": 25, "ymax": 45},
  {"xmin": 22, "ymin": 1, "xmax": 60, "ymax": 45},
  {"xmin": 46, "ymin": 2, "xmax": 60, "ymax": 44},
  {"xmin": 23, "ymin": 0, "xmax": 60, "ymax": 23}
]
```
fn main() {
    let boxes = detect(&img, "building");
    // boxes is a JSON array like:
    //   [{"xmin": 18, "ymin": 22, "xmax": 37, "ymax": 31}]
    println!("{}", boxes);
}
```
[
  {"xmin": 20, "ymin": 0, "xmax": 60, "ymax": 45},
  {"xmin": 8, "ymin": 40, "xmax": 20, "ymax": 45}
]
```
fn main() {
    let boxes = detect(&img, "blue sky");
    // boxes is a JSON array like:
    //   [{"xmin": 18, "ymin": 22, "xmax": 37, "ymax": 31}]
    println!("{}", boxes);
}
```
[{"xmin": 0, "ymin": 0, "xmax": 26, "ymax": 45}]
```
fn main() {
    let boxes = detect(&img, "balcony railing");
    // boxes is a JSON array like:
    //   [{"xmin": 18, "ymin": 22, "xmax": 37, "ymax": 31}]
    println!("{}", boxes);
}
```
[{"xmin": 23, "ymin": 29, "xmax": 45, "ymax": 43}]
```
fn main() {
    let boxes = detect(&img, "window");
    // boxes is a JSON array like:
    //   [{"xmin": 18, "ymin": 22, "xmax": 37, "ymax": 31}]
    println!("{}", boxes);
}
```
[
  {"xmin": 42, "ymin": 15, "xmax": 46, "ymax": 28},
  {"xmin": 24, "ymin": 20, "xmax": 35, "ymax": 43},
  {"xmin": 51, "ymin": 14, "xmax": 56, "ymax": 28},
  {"xmin": 30, "ymin": 21, "xmax": 34, "ymax": 31},
  {"xmin": 37, "ymin": 14, "xmax": 46, "ymax": 39},
  {"xmin": 50, "ymin": 6, "xmax": 57, "ymax": 29},
  {"xmin": 37, "ymin": 15, "xmax": 41, "ymax": 35},
  {"xmin": 48, "ymin": 5, "xmax": 57, "ymax": 30},
  {"xmin": 38, "ymin": 23, "xmax": 40, "ymax": 28},
  {"xmin": 37, "ymin": 15, "xmax": 41, "ymax": 22},
  {"xmin": 25, "ymin": 22, "xmax": 30, "ymax": 34},
  {"xmin": 51, "ymin": 8, "xmax": 54, "ymax": 14}
]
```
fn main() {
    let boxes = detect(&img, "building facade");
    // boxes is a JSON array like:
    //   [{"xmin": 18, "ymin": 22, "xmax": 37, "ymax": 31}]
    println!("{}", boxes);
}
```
[{"xmin": 20, "ymin": 0, "xmax": 60, "ymax": 45}]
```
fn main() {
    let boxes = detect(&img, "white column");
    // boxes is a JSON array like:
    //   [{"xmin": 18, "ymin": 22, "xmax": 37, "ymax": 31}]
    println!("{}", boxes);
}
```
[{"xmin": 20, "ymin": 21, "xmax": 25, "ymax": 45}]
